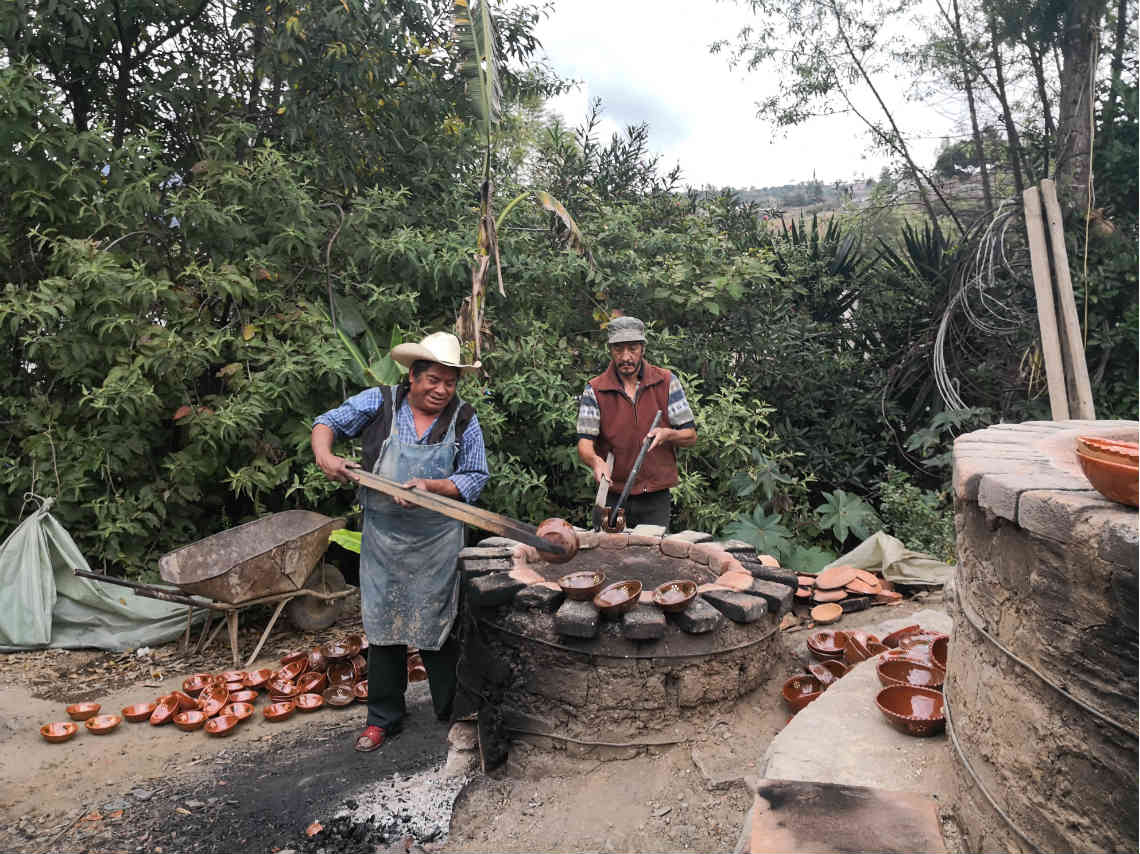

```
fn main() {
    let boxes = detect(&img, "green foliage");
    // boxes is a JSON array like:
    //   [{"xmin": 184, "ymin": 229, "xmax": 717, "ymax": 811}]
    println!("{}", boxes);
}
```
[
  {"xmin": 876, "ymin": 466, "xmax": 956, "ymax": 563},
  {"xmin": 725, "ymin": 508, "xmax": 794, "ymax": 561},
  {"xmin": 813, "ymin": 489, "xmax": 881, "ymax": 544}
]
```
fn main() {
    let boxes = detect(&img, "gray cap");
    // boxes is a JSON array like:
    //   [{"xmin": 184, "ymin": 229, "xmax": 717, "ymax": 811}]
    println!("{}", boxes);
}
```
[{"xmin": 606, "ymin": 316, "xmax": 646, "ymax": 345}]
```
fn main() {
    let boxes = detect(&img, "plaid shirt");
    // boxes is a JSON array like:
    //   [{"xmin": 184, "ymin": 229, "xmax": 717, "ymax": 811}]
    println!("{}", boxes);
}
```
[
  {"xmin": 576, "ymin": 365, "xmax": 696, "ymax": 439},
  {"xmin": 314, "ymin": 388, "xmax": 489, "ymax": 503}
]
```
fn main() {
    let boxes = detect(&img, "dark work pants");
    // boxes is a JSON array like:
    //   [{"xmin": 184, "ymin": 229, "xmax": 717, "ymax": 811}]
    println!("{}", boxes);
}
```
[
  {"xmin": 366, "ymin": 632, "xmax": 459, "ymax": 730},
  {"xmin": 608, "ymin": 489, "xmax": 671, "ymax": 530}
]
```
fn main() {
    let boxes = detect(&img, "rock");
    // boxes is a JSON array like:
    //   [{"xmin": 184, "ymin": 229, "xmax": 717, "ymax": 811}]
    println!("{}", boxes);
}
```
[
  {"xmin": 129, "ymin": 789, "xmax": 153, "ymax": 802},
  {"xmin": 654, "ymin": 806, "xmax": 673, "ymax": 817},
  {"xmin": 701, "ymin": 589, "xmax": 767, "ymax": 623},
  {"xmin": 441, "ymin": 748, "xmax": 477, "ymax": 779},
  {"xmin": 670, "ymin": 530, "xmax": 714, "ymax": 543},
  {"xmin": 745, "ymin": 578, "xmax": 794, "ymax": 615},
  {"xmin": 184, "ymin": 800, "xmax": 205, "ymax": 809},
  {"xmin": 839, "ymin": 595, "xmax": 872, "ymax": 613},
  {"xmin": 554, "ymin": 599, "xmax": 599, "ymax": 638},
  {"xmin": 466, "ymin": 572, "xmax": 526, "ymax": 607},
  {"xmin": 514, "ymin": 584, "xmax": 564, "ymax": 612},
  {"xmin": 687, "ymin": 542, "xmax": 723, "ymax": 566},
  {"xmin": 659, "ymin": 536, "xmax": 692, "ymax": 558},
  {"xmin": 621, "ymin": 606, "xmax": 667, "ymax": 640},
  {"xmin": 743, "ymin": 562, "xmax": 799, "ymax": 589},
  {"xmin": 630, "ymin": 524, "xmax": 667, "ymax": 537},
  {"xmin": 598, "ymin": 533, "xmax": 629, "ymax": 550},
  {"xmin": 671, "ymin": 598, "xmax": 724, "ymax": 634}
]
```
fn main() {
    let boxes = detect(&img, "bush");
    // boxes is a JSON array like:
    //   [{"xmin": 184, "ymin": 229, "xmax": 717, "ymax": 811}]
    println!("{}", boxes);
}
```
[{"xmin": 875, "ymin": 466, "xmax": 956, "ymax": 563}]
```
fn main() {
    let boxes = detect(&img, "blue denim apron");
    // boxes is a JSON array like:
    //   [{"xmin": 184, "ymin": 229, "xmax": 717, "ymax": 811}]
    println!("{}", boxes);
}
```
[{"xmin": 359, "ymin": 400, "xmax": 465, "ymax": 651}]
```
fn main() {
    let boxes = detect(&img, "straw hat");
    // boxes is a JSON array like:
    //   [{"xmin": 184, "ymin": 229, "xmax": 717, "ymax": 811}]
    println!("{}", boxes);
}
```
[{"xmin": 389, "ymin": 332, "xmax": 481, "ymax": 376}]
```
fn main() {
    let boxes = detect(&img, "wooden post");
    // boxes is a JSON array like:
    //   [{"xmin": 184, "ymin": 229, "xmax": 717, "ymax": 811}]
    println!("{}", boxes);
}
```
[
  {"xmin": 1023, "ymin": 186, "xmax": 1070, "ymax": 420},
  {"xmin": 1039, "ymin": 179, "xmax": 1097, "ymax": 419}
]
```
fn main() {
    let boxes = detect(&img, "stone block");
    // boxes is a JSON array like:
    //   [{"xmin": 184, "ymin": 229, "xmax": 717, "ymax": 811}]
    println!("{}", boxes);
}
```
[
  {"xmin": 576, "ymin": 530, "xmax": 601, "ymax": 549},
  {"xmin": 467, "ymin": 572, "xmax": 525, "ymax": 607},
  {"xmin": 671, "ymin": 529, "xmax": 714, "ymax": 543},
  {"xmin": 621, "ymin": 605, "xmax": 667, "ymax": 640},
  {"xmin": 1099, "ymin": 514, "xmax": 1139, "ymax": 570},
  {"xmin": 701, "ymin": 589, "xmax": 767, "ymax": 623},
  {"xmin": 709, "ymin": 551, "xmax": 739, "ymax": 573},
  {"xmin": 671, "ymin": 597, "xmax": 724, "ymax": 634},
  {"xmin": 598, "ymin": 533, "xmax": 629, "ymax": 549},
  {"xmin": 458, "ymin": 545, "xmax": 515, "ymax": 560},
  {"xmin": 660, "ymin": 536, "xmax": 693, "ymax": 558},
  {"xmin": 514, "ymin": 583, "xmax": 565, "ymax": 612},
  {"xmin": 629, "ymin": 524, "xmax": 667, "ymax": 537},
  {"xmin": 687, "ymin": 542, "xmax": 722, "ymax": 566},
  {"xmin": 743, "ymin": 561, "xmax": 798, "ymax": 589},
  {"xmin": 627, "ymin": 533, "xmax": 662, "ymax": 546},
  {"xmin": 978, "ymin": 466, "xmax": 1092, "ymax": 521},
  {"xmin": 459, "ymin": 556, "xmax": 511, "ymax": 577},
  {"xmin": 716, "ymin": 539, "xmax": 756, "ymax": 553},
  {"xmin": 746, "ymin": 578, "xmax": 794, "ymax": 615},
  {"xmin": 476, "ymin": 536, "xmax": 522, "ymax": 548},
  {"xmin": 756, "ymin": 554, "xmax": 780, "ymax": 566},
  {"xmin": 554, "ymin": 598, "xmax": 599, "ymax": 638},
  {"xmin": 839, "ymin": 595, "xmax": 872, "ymax": 613}
]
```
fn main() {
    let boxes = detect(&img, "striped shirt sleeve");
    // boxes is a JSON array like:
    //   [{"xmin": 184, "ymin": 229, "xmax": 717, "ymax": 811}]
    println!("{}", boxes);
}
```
[
  {"xmin": 449, "ymin": 414, "xmax": 490, "ymax": 504},
  {"xmin": 313, "ymin": 387, "xmax": 384, "ymax": 439},
  {"xmin": 667, "ymin": 375, "xmax": 696, "ymax": 430},
  {"xmin": 576, "ymin": 384, "xmax": 601, "ymax": 439}
]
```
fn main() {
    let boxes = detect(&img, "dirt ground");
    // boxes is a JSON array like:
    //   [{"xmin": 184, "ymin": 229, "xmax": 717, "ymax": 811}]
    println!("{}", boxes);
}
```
[{"xmin": 0, "ymin": 592, "xmax": 945, "ymax": 854}]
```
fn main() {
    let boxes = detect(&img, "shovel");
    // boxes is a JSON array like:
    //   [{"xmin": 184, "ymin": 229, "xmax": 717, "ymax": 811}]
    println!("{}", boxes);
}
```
[{"xmin": 607, "ymin": 409, "xmax": 662, "ymax": 531}]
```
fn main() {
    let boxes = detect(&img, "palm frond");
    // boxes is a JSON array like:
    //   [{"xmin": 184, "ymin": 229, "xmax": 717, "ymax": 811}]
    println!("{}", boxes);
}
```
[{"xmin": 453, "ymin": 0, "xmax": 502, "ymax": 147}]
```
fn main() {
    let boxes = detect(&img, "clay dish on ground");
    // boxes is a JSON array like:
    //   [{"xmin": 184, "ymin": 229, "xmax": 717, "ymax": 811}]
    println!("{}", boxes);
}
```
[
  {"xmin": 814, "ymin": 564, "xmax": 858, "ymax": 591},
  {"xmin": 849, "ymin": 630, "xmax": 880, "ymax": 646},
  {"xmin": 173, "ymin": 710, "xmax": 208, "ymax": 732},
  {"xmin": 266, "ymin": 678, "xmax": 299, "ymax": 698},
  {"xmin": 320, "ymin": 639, "xmax": 354, "ymax": 660},
  {"xmin": 931, "ymin": 636, "xmax": 948, "ymax": 671},
  {"xmin": 593, "ymin": 580, "xmax": 643, "ymax": 619},
  {"xmin": 243, "ymin": 669, "xmax": 273, "ymax": 689},
  {"xmin": 218, "ymin": 702, "xmax": 254, "ymax": 722},
  {"xmin": 66, "ymin": 702, "xmax": 101, "ymax": 721},
  {"xmin": 807, "ymin": 630, "xmax": 848, "ymax": 658},
  {"xmin": 875, "ymin": 590, "xmax": 903, "ymax": 605},
  {"xmin": 781, "ymin": 674, "xmax": 825, "ymax": 712},
  {"xmin": 296, "ymin": 672, "xmax": 327, "ymax": 695},
  {"xmin": 149, "ymin": 695, "xmax": 179, "ymax": 726},
  {"xmin": 343, "ymin": 633, "xmax": 365, "ymax": 654},
  {"xmin": 352, "ymin": 681, "xmax": 368, "ymax": 701},
  {"xmin": 807, "ymin": 662, "xmax": 838, "ymax": 688},
  {"xmin": 122, "ymin": 702, "xmax": 157, "ymax": 723},
  {"xmin": 85, "ymin": 714, "xmax": 121, "ymax": 735},
  {"xmin": 205, "ymin": 714, "xmax": 240, "ymax": 736},
  {"xmin": 182, "ymin": 674, "xmax": 213, "ymax": 696},
  {"xmin": 882, "ymin": 625, "xmax": 922, "ymax": 649},
  {"xmin": 276, "ymin": 659, "xmax": 307, "ymax": 681},
  {"xmin": 795, "ymin": 587, "xmax": 812, "ymax": 601},
  {"xmin": 306, "ymin": 649, "xmax": 328, "ymax": 674},
  {"xmin": 876, "ymin": 685, "xmax": 945, "ymax": 737},
  {"xmin": 220, "ymin": 670, "xmax": 246, "ymax": 684},
  {"xmin": 228, "ymin": 689, "xmax": 259, "ymax": 705},
  {"xmin": 169, "ymin": 691, "xmax": 198, "ymax": 712},
  {"xmin": 323, "ymin": 685, "xmax": 355, "ymax": 707},
  {"xmin": 350, "ymin": 654, "xmax": 367, "ymax": 681},
  {"xmin": 817, "ymin": 659, "xmax": 849, "ymax": 680},
  {"xmin": 877, "ymin": 658, "xmax": 945, "ymax": 690},
  {"xmin": 810, "ymin": 603, "xmax": 843, "ymax": 625},
  {"xmin": 327, "ymin": 661, "xmax": 355, "ymax": 686},
  {"xmin": 866, "ymin": 641, "xmax": 889, "ymax": 656},
  {"xmin": 1075, "ymin": 450, "xmax": 1138, "ymax": 507},
  {"xmin": 41, "ymin": 722, "xmax": 79, "ymax": 743},
  {"xmin": 280, "ymin": 650, "xmax": 308, "ymax": 667},
  {"xmin": 652, "ymin": 580, "xmax": 697, "ymax": 613},
  {"xmin": 535, "ymin": 517, "xmax": 580, "ymax": 564},
  {"xmin": 296, "ymin": 693, "xmax": 325, "ymax": 712},
  {"xmin": 224, "ymin": 681, "xmax": 245, "ymax": 694},
  {"xmin": 263, "ymin": 701, "xmax": 296, "ymax": 722},
  {"xmin": 197, "ymin": 683, "xmax": 229, "ymax": 717},
  {"xmin": 797, "ymin": 575, "xmax": 816, "ymax": 588},
  {"xmin": 558, "ymin": 570, "xmax": 606, "ymax": 601},
  {"xmin": 845, "ymin": 578, "xmax": 880, "ymax": 596},
  {"xmin": 812, "ymin": 588, "xmax": 847, "ymax": 603},
  {"xmin": 843, "ymin": 635, "xmax": 872, "ymax": 667}
]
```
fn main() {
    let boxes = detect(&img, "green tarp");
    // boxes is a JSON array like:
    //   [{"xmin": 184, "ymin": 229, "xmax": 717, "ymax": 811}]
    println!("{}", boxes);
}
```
[
  {"xmin": 0, "ymin": 497, "xmax": 192, "ymax": 651},
  {"xmin": 822, "ymin": 530, "xmax": 954, "ymax": 587}
]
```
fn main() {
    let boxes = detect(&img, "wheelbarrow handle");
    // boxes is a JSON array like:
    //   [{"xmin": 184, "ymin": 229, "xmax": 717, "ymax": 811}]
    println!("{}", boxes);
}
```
[{"xmin": 73, "ymin": 568, "xmax": 216, "ymax": 609}]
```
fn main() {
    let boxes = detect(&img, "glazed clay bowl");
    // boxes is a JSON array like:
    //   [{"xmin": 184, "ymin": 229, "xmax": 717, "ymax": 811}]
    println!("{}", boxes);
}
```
[
  {"xmin": 66, "ymin": 702, "xmax": 101, "ymax": 722},
  {"xmin": 876, "ymin": 685, "xmax": 945, "ymax": 737},
  {"xmin": 882, "ymin": 624, "xmax": 922, "ymax": 649},
  {"xmin": 327, "ymin": 661, "xmax": 355, "ymax": 686},
  {"xmin": 220, "ymin": 670, "xmax": 246, "ymax": 684},
  {"xmin": 877, "ymin": 658, "xmax": 945, "ymax": 690},
  {"xmin": 296, "ymin": 693, "xmax": 325, "ymax": 712},
  {"xmin": 197, "ymin": 684, "xmax": 230, "ymax": 717},
  {"xmin": 224, "ymin": 681, "xmax": 245, "ymax": 694},
  {"xmin": 204, "ymin": 714, "xmax": 240, "ymax": 737},
  {"xmin": 816, "ymin": 659, "xmax": 849, "ymax": 681},
  {"xmin": 322, "ymin": 636, "xmax": 361, "ymax": 660},
  {"xmin": 323, "ymin": 685, "xmax": 355, "ymax": 708},
  {"xmin": 652, "ymin": 580, "xmax": 697, "ymax": 613},
  {"xmin": 263, "ymin": 701, "xmax": 296, "ymax": 722},
  {"xmin": 173, "ymin": 710, "xmax": 208, "ymax": 732},
  {"xmin": 296, "ymin": 672, "xmax": 328, "ymax": 695},
  {"xmin": 306, "ymin": 649, "xmax": 328, "ymax": 674},
  {"xmin": 535, "ymin": 517, "xmax": 580, "ymax": 565},
  {"xmin": 218, "ymin": 702, "xmax": 254, "ymax": 722},
  {"xmin": 1076, "ymin": 448, "xmax": 1139, "ymax": 507},
  {"xmin": 85, "ymin": 714, "xmax": 121, "ymax": 735},
  {"xmin": 843, "ymin": 635, "xmax": 873, "ymax": 667},
  {"xmin": 931, "ymin": 636, "xmax": 948, "ymax": 672},
  {"xmin": 228, "ymin": 689, "xmax": 259, "ymax": 705},
  {"xmin": 266, "ymin": 677, "xmax": 299, "ymax": 698},
  {"xmin": 280, "ymin": 650, "xmax": 308, "ymax": 667},
  {"xmin": 243, "ymin": 669, "xmax": 273, "ymax": 689},
  {"xmin": 782, "ymin": 674, "xmax": 825, "ymax": 712},
  {"xmin": 182, "ymin": 674, "xmax": 213, "ymax": 696},
  {"xmin": 149, "ymin": 695, "xmax": 180, "ymax": 726},
  {"xmin": 593, "ymin": 580, "xmax": 643, "ymax": 619},
  {"xmin": 807, "ymin": 630, "xmax": 848, "ymax": 661},
  {"xmin": 1076, "ymin": 435, "xmax": 1140, "ymax": 464},
  {"xmin": 41, "ymin": 722, "xmax": 79, "ymax": 744},
  {"xmin": 350, "ymin": 654, "xmax": 367, "ymax": 681},
  {"xmin": 807, "ymin": 662, "xmax": 838, "ymax": 688},
  {"xmin": 122, "ymin": 702, "xmax": 157, "ymax": 723},
  {"xmin": 276, "ymin": 659, "xmax": 307, "ymax": 681},
  {"xmin": 170, "ymin": 691, "xmax": 198, "ymax": 712},
  {"xmin": 353, "ymin": 681, "xmax": 369, "ymax": 702},
  {"xmin": 559, "ymin": 570, "xmax": 606, "ymax": 601}
]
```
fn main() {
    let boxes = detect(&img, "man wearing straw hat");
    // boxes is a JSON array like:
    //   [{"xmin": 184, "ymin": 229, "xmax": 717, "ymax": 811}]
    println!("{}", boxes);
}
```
[
  {"xmin": 311, "ymin": 331, "xmax": 488, "ymax": 753},
  {"xmin": 576, "ymin": 316, "xmax": 697, "ymax": 530}
]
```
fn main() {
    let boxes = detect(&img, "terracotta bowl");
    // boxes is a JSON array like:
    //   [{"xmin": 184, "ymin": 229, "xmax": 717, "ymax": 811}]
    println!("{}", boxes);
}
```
[
  {"xmin": 350, "ymin": 654, "xmax": 367, "ymax": 681},
  {"xmin": 900, "ymin": 631, "xmax": 946, "ymax": 649},
  {"xmin": 263, "ymin": 701, "xmax": 295, "ymax": 722},
  {"xmin": 1075, "ymin": 450, "xmax": 1138, "ymax": 507},
  {"xmin": 296, "ymin": 672, "xmax": 327, "ymax": 695},
  {"xmin": 882, "ymin": 624, "xmax": 921, "ymax": 649},
  {"xmin": 817, "ymin": 659, "xmax": 849, "ymax": 681},
  {"xmin": 535, "ymin": 517, "xmax": 580, "ymax": 565},
  {"xmin": 280, "ymin": 650, "xmax": 308, "ymax": 667},
  {"xmin": 353, "ymin": 681, "xmax": 369, "ymax": 702},
  {"xmin": 782, "ymin": 674, "xmax": 825, "ymax": 712},
  {"xmin": 122, "ymin": 702, "xmax": 157, "ymax": 723},
  {"xmin": 652, "ymin": 580, "xmax": 697, "ymax": 613},
  {"xmin": 85, "ymin": 714, "xmax": 121, "ymax": 735},
  {"xmin": 243, "ymin": 669, "xmax": 273, "ymax": 689},
  {"xmin": 323, "ymin": 685, "xmax": 355, "ymax": 707},
  {"xmin": 182, "ymin": 674, "xmax": 213, "ymax": 696},
  {"xmin": 877, "ymin": 658, "xmax": 945, "ymax": 690},
  {"xmin": 807, "ymin": 630, "xmax": 848, "ymax": 660},
  {"xmin": 1077, "ymin": 435, "xmax": 1140, "ymax": 464},
  {"xmin": 849, "ymin": 630, "xmax": 880, "ymax": 646},
  {"xmin": 228, "ymin": 689, "xmax": 259, "ymax": 705},
  {"xmin": 559, "ymin": 570, "xmax": 606, "ymax": 601},
  {"xmin": 41, "ymin": 721, "xmax": 78, "ymax": 743},
  {"xmin": 809, "ymin": 603, "xmax": 843, "ymax": 625},
  {"xmin": 169, "ymin": 691, "xmax": 198, "ymax": 712},
  {"xmin": 321, "ymin": 640, "xmax": 352, "ymax": 660},
  {"xmin": 327, "ymin": 661, "xmax": 355, "ymax": 686},
  {"xmin": 66, "ymin": 702, "xmax": 101, "ymax": 721},
  {"xmin": 204, "ymin": 714, "xmax": 240, "ymax": 736},
  {"xmin": 219, "ymin": 670, "xmax": 246, "ymax": 684},
  {"xmin": 173, "ymin": 710, "xmax": 208, "ymax": 732},
  {"xmin": 843, "ymin": 635, "xmax": 872, "ymax": 667},
  {"xmin": 344, "ymin": 633, "xmax": 365, "ymax": 654},
  {"xmin": 296, "ymin": 693, "xmax": 325, "ymax": 712},
  {"xmin": 866, "ymin": 641, "xmax": 889, "ymax": 656},
  {"xmin": 931, "ymin": 636, "xmax": 948, "ymax": 672},
  {"xmin": 306, "ymin": 649, "xmax": 328, "ymax": 674},
  {"xmin": 807, "ymin": 662, "xmax": 838, "ymax": 688},
  {"xmin": 795, "ymin": 587, "xmax": 812, "ymax": 601},
  {"xmin": 593, "ymin": 580, "xmax": 643, "ymax": 618},
  {"xmin": 218, "ymin": 702, "xmax": 254, "ymax": 722},
  {"xmin": 814, "ymin": 564, "xmax": 857, "ymax": 591},
  {"xmin": 197, "ymin": 684, "xmax": 230, "ymax": 717},
  {"xmin": 876, "ymin": 685, "xmax": 945, "ymax": 737},
  {"xmin": 267, "ymin": 678, "xmax": 299, "ymax": 698},
  {"xmin": 150, "ymin": 695, "xmax": 180, "ymax": 726},
  {"xmin": 276, "ymin": 659, "xmax": 307, "ymax": 681}
]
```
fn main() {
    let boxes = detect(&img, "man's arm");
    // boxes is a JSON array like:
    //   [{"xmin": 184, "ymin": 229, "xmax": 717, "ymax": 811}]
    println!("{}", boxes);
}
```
[
  {"xmin": 646, "ymin": 373, "xmax": 697, "ymax": 451},
  {"xmin": 577, "ymin": 437, "xmax": 611, "ymax": 484},
  {"xmin": 576, "ymin": 384, "xmax": 610, "ymax": 483},
  {"xmin": 311, "ymin": 388, "xmax": 383, "ymax": 482},
  {"xmin": 312, "ymin": 423, "xmax": 360, "ymax": 482}
]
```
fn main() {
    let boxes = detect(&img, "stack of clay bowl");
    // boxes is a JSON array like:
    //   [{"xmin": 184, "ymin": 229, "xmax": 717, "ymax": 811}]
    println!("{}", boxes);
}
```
[
  {"xmin": 1075, "ymin": 435, "xmax": 1139, "ymax": 507},
  {"xmin": 874, "ymin": 624, "xmax": 950, "ymax": 737},
  {"xmin": 803, "ymin": 564, "xmax": 902, "ymax": 617},
  {"xmin": 267, "ymin": 633, "xmax": 368, "ymax": 719}
]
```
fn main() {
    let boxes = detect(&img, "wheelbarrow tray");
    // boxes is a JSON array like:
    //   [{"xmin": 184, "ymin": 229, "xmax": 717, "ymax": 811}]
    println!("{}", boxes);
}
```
[{"xmin": 158, "ymin": 510, "xmax": 345, "ymax": 604}]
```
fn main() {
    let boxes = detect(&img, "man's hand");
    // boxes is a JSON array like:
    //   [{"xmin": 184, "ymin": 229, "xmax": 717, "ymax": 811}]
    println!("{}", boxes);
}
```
[
  {"xmin": 396, "ymin": 477, "xmax": 433, "ymax": 507},
  {"xmin": 316, "ymin": 452, "xmax": 360, "ymax": 483},
  {"xmin": 645, "ymin": 426, "xmax": 673, "ymax": 452},
  {"xmin": 591, "ymin": 457, "xmax": 611, "ymax": 485}
]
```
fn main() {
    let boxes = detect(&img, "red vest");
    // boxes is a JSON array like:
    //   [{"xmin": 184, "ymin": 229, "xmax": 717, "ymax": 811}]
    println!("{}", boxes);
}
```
[{"xmin": 588, "ymin": 361, "xmax": 678, "ymax": 494}]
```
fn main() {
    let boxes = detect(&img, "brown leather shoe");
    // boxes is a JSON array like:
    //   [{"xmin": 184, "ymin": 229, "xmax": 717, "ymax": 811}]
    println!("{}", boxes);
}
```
[{"xmin": 354, "ymin": 725, "xmax": 388, "ymax": 752}]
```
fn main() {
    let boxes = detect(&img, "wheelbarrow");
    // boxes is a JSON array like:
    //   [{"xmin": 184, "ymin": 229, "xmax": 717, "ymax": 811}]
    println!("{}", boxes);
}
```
[{"xmin": 76, "ymin": 510, "xmax": 353, "ymax": 667}]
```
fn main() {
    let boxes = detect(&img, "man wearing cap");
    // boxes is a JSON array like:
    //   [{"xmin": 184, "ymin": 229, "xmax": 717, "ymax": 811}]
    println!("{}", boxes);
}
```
[
  {"xmin": 576, "ymin": 317, "xmax": 697, "ymax": 530},
  {"xmin": 311, "ymin": 331, "xmax": 488, "ymax": 753}
]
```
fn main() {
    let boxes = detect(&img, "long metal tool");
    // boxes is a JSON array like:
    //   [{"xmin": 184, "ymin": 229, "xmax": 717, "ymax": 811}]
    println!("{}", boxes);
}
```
[
  {"xmin": 591, "ymin": 452, "xmax": 615, "ymax": 532},
  {"xmin": 608, "ymin": 409, "xmax": 662, "ymax": 529},
  {"xmin": 349, "ymin": 469, "xmax": 568, "ymax": 556}
]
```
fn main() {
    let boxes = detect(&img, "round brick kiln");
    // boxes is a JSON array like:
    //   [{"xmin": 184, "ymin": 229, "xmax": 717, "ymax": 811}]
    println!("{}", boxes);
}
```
[
  {"xmin": 948, "ymin": 420, "xmax": 1138, "ymax": 852},
  {"xmin": 458, "ymin": 528, "xmax": 792, "ymax": 748}
]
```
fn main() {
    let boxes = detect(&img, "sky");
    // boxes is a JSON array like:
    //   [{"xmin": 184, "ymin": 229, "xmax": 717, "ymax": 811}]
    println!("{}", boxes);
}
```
[{"xmin": 532, "ymin": 0, "xmax": 962, "ymax": 190}]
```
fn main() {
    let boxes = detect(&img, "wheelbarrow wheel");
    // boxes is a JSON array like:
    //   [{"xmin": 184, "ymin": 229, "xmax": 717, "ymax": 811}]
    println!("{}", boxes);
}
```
[{"xmin": 286, "ymin": 564, "xmax": 348, "ymax": 632}]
